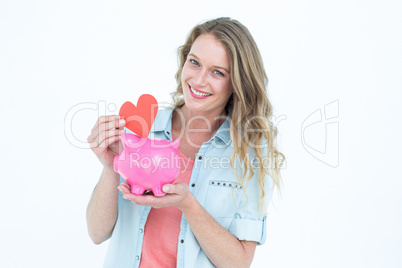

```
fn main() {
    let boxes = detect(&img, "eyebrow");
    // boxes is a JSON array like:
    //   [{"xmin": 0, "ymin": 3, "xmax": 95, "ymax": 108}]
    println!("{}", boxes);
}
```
[{"xmin": 188, "ymin": 53, "xmax": 230, "ymax": 73}]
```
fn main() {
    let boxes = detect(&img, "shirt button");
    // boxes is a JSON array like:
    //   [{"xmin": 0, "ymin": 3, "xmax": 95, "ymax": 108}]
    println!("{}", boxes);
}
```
[
  {"xmin": 140, "ymin": 228, "xmax": 143, "ymax": 233},
  {"xmin": 180, "ymin": 239, "xmax": 184, "ymax": 243},
  {"xmin": 198, "ymin": 156, "xmax": 202, "ymax": 160},
  {"xmin": 166, "ymin": 131, "xmax": 170, "ymax": 135},
  {"xmin": 191, "ymin": 183, "xmax": 195, "ymax": 187},
  {"xmin": 136, "ymin": 256, "xmax": 139, "ymax": 260}
]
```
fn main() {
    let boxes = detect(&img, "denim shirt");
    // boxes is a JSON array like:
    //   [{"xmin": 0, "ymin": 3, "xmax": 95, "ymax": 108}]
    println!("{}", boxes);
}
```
[{"xmin": 103, "ymin": 108, "xmax": 273, "ymax": 268}]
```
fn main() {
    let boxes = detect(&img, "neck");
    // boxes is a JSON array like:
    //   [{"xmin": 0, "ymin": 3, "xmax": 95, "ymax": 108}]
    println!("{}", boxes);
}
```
[{"xmin": 173, "ymin": 105, "xmax": 227, "ymax": 138}]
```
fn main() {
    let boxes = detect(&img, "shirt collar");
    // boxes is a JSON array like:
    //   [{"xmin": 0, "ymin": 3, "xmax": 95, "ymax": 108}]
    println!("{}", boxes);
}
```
[
  {"xmin": 213, "ymin": 111, "xmax": 231, "ymax": 145},
  {"xmin": 150, "ymin": 108, "xmax": 232, "ymax": 145}
]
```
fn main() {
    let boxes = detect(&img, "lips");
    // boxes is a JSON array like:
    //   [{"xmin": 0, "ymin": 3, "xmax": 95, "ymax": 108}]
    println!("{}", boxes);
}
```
[{"xmin": 189, "ymin": 84, "xmax": 212, "ymax": 97}]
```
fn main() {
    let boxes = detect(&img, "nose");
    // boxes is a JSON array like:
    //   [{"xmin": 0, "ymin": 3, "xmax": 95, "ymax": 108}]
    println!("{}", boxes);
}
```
[{"xmin": 193, "ymin": 69, "xmax": 208, "ymax": 88}]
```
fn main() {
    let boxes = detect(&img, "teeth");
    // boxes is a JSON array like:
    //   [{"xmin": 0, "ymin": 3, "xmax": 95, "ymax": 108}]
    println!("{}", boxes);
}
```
[{"xmin": 191, "ymin": 87, "xmax": 211, "ymax": 97}]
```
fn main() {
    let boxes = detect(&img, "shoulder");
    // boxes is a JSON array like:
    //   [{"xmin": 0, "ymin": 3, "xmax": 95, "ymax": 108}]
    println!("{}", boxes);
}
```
[
  {"xmin": 241, "ymin": 137, "xmax": 269, "ymax": 162},
  {"xmin": 150, "ymin": 108, "xmax": 174, "ymax": 132},
  {"xmin": 155, "ymin": 108, "xmax": 174, "ymax": 123}
]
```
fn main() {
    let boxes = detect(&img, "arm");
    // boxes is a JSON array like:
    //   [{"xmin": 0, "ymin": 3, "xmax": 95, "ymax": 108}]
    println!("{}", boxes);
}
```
[
  {"xmin": 86, "ymin": 115, "xmax": 125, "ymax": 244},
  {"xmin": 118, "ymin": 182, "xmax": 257, "ymax": 267},
  {"xmin": 86, "ymin": 168, "xmax": 120, "ymax": 244},
  {"xmin": 180, "ymin": 192, "xmax": 257, "ymax": 268}
]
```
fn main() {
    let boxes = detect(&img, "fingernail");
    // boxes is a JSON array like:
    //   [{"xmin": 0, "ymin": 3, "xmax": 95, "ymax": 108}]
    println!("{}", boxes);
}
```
[
  {"xmin": 163, "ymin": 185, "xmax": 169, "ymax": 192},
  {"xmin": 119, "ymin": 119, "xmax": 125, "ymax": 125},
  {"xmin": 122, "ymin": 195, "xmax": 128, "ymax": 199},
  {"xmin": 114, "ymin": 115, "xmax": 120, "ymax": 119}
]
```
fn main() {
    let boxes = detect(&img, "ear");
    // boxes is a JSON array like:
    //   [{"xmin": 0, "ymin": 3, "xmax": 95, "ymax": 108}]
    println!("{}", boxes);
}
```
[
  {"xmin": 123, "ymin": 133, "xmax": 146, "ymax": 149},
  {"xmin": 121, "ymin": 133, "xmax": 141, "ymax": 146}
]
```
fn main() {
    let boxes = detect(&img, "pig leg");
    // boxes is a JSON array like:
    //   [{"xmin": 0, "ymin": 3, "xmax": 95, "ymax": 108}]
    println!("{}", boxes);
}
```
[
  {"xmin": 152, "ymin": 185, "xmax": 166, "ymax": 197},
  {"xmin": 130, "ymin": 184, "xmax": 146, "ymax": 195}
]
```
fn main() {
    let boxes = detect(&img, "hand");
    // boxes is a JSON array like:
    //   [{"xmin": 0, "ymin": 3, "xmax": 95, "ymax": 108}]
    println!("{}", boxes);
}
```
[
  {"xmin": 87, "ymin": 115, "xmax": 125, "ymax": 172},
  {"xmin": 118, "ymin": 182, "xmax": 192, "ymax": 210}
]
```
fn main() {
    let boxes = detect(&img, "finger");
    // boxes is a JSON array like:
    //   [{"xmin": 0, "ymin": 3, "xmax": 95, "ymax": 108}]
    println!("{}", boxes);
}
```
[
  {"xmin": 127, "ymin": 194, "xmax": 165, "ymax": 207},
  {"xmin": 88, "ymin": 115, "xmax": 119, "ymax": 142},
  {"xmin": 118, "ymin": 186, "xmax": 148, "ymax": 203},
  {"xmin": 118, "ymin": 183, "xmax": 131, "ymax": 196},
  {"xmin": 89, "ymin": 128, "xmax": 125, "ymax": 148},
  {"xmin": 163, "ymin": 182, "xmax": 187, "ymax": 194},
  {"xmin": 89, "ymin": 129, "xmax": 124, "ymax": 149},
  {"xmin": 91, "ymin": 115, "xmax": 121, "ymax": 133},
  {"xmin": 118, "ymin": 183, "xmax": 167, "ymax": 207},
  {"xmin": 162, "ymin": 184, "xmax": 173, "ymax": 193},
  {"xmin": 119, "ymin": 183, "xmax": 151, "ymax": 200},
  {"xmin": 119, "ymin": 182, "xmax": 131, "ymax": 191},
  {"xmin": 88, "ymin": 116, "xmax": 125, "ymax": 142},
  {"xmin": 90, "ymin": 135, "xmax": 121, "ymax": 151},
  {"xmin": 100, "ymin": 135, "xmax": 121, "ymax": 150},
  {"xmin": 89, "ymin": 128, "xmax": 123, "ymax": 147},
  {"xmin": 97, "ymin": 118, "xmax": 125, "ymax": 135},
  {"xmin": 89, "ymin": 118, "xmax": 125, "ymax": 143},
  {"xmin": 122, "ymin": 182, "xmax": 131, "ymax": 187}
]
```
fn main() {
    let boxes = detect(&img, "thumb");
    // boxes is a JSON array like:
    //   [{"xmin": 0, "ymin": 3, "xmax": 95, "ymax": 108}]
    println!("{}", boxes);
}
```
[
  {"xmin": 163, "ymin": 182, "xmax": 186, "ymax": 194},
  {"xmin": 162, "ymin": 184, "xmax": 174, "ymax": 193}
]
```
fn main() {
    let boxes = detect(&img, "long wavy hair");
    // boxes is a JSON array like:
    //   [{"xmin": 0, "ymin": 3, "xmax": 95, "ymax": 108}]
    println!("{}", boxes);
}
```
[{"xmin": 170, "ymin": 17, "xmax": 285, "ymax": 212}]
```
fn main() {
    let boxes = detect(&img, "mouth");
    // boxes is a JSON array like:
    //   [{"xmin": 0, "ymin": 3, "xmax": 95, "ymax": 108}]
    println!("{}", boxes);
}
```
[{"xmin": 189, "ymin": 84, "xmax": 212, "ymax": 97}]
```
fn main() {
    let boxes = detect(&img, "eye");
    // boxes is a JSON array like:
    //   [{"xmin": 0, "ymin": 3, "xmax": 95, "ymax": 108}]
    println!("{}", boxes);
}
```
[
  {"xmin": 189, "ymin": 59, "xmax": 199, "ymax": 66},
  {"xmin": 214, "ymin": 70, "xmax": 224, "ymax": 77}
]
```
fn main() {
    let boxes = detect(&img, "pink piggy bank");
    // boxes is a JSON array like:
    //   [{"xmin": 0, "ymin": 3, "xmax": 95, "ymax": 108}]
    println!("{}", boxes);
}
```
[{"xmin": 114, "ymin": 133, "xmax": 181, "ymax": 196}]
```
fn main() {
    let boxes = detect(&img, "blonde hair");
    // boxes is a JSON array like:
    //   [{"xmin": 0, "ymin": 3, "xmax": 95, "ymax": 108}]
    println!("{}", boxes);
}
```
[{"xmin": 170, "ymin": 17, "xmax": 285, "ymax": 212}]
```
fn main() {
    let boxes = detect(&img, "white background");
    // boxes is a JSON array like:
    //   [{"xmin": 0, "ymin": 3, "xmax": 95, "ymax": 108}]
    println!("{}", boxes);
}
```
[{"xmin": 1, "ymin": 0, "xmax": 401, "ymax": 267}]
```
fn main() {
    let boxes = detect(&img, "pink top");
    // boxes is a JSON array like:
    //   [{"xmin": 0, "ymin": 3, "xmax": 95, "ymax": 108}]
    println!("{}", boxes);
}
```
[{"xmin": 139, "ymin": 149, "xmax": 194, "ymax": 268}]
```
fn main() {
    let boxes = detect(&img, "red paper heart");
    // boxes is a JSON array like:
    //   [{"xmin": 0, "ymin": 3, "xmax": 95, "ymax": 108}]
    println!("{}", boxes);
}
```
[{"xmin": 119, "ymin": 94, "xmax": 158, "ymax": 138}]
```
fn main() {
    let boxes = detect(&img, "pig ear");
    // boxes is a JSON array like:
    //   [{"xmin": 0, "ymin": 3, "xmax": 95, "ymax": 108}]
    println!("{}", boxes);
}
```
[
  {"xmin": 121, "ymin": 133, "xmax": 141, "ymax": 145},
  {"xmin": 171, "ymin": 138, "xmax": 180, "ymax": 149},
  {"xmin": 126, "ymin": 133, "xmax": 142, "ymax": 144},
  {"xmin": 120, "ymin": 133, "xmax": 128, "ymax": 145}
]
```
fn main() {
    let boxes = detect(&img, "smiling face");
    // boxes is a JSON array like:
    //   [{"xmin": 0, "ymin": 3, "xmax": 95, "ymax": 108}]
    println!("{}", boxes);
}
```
[{"xmin": 181, "ymin": 34, "xmax": 233, "ymax": 116}]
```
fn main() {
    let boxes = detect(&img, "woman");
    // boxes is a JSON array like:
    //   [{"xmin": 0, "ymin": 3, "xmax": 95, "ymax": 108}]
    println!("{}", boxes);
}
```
[{"xmin": 87, "ymin": 17, "xmax": 285, "ymax": 268}]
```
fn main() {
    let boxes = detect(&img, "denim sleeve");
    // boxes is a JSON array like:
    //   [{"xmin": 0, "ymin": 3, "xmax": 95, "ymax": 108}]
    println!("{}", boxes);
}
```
[{"xmin": 228, "ymin": 145, "xmax": 273, "ymax": 245}]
